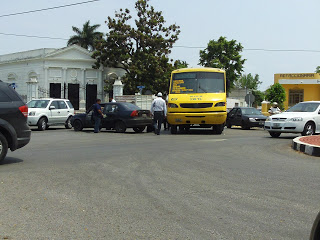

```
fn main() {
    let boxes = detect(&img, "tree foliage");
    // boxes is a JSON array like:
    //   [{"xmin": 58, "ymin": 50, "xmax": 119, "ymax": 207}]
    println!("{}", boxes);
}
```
[
  {"xmin": 234, "ymin": 73, "xmax": 261, "ymax": 90},
  {"xmin": 199, "ymin": 37, "xmax": 246, "ymax": 93},
  {"xmin": 93, "ymin": 0, "xmax": 180, "ymax": 94},
  {"xmin": 252, "ymin": 90, "xmax": 265, "ymax": 107},
  {"xmin": 173, "ymin": 60, "xmax": 188, "ymax": 69},
  {"xmin": 316, "ymin": 66, "xmax": 320, "ymax": 73},
  {"xmin": 265, "ymin": 83, "xmax": 286, "ymax": 109},
  {"xmin": 67, "ymin": 20, "xmax": 103, "ymax": 51}
]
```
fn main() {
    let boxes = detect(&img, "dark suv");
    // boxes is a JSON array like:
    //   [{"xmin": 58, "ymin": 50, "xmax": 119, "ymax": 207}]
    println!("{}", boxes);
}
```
[{"xmin": 0, "ymin": 81, "xmax": 31, "ymax": 163}]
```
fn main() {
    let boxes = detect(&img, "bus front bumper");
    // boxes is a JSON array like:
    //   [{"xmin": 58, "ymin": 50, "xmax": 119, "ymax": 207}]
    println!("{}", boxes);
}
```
[{"xmin": 167, "ymin": 112, "xmax": 227, "ymax": 125}]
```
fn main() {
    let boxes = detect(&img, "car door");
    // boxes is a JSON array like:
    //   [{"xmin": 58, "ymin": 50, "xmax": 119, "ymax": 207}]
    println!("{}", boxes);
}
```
[
  {"xmin": 85, "ymin": 109, "xmax": 94, "ymax": 127},
  {"xmin": 227, "ymin": 108, "xmax": 237, "ymax": 125},
  {"xmin": 103, "ymin": 104, "xmax": 119, "ymax": 128},
  {"xmin": 234, "ymin": 109, "xmax": 243, "ymax": 126},
  {"xmin": 57, "ymin": 100, "xmax": 69, "ymax": 123},
  {"xmin": 48, "ymin": 100, "xmax": 60, "ymax": 124}
]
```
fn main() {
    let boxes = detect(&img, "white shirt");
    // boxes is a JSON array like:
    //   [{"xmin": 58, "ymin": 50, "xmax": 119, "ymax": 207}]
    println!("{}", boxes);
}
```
[
  {"xmin": 111, "ymin": 99, "xmax": 116, "ymax": 103},
  {"xmin": 151, "ymin": 97, "xmax": 167, "ymax": 116},
  {"xmin": 268, "ymin": 107, "xmax": 281, "ymax": 114}
]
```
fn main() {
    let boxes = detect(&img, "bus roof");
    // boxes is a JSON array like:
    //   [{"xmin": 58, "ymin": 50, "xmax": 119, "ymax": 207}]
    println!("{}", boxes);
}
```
[{"xmin": 172, "ymin": 67, "xmax": 225, "ymax": 74}]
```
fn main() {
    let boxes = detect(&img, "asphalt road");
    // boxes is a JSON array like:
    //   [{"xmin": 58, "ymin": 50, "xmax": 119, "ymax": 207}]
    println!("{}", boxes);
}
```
[{"xmin": 0, "ymin": 127, "xmax": 319, "ymax": 239}]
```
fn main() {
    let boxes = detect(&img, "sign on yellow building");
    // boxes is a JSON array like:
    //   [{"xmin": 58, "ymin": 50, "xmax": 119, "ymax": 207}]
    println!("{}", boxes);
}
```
[{"xmin": 274, "ymin": 73, "xmax": 320, "ymax": 109}]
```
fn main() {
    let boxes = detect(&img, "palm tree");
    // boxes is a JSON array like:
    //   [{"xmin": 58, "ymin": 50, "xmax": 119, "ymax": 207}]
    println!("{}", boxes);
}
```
[{"xmin": 67, "ymin": 20, "xmax": 103, "ymax": 51}]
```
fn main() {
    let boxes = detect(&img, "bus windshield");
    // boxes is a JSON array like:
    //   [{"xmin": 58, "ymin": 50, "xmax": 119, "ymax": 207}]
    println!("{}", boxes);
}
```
[{"xmin": 170, "ymin": 72, "xmax": 225, "ymax": 94}]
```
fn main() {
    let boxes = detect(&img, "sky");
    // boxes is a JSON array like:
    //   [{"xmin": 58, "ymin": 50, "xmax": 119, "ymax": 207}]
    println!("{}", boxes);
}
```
[{"xmin": 0, "ymin": 0, "xmax": 319, "ymax": 90}]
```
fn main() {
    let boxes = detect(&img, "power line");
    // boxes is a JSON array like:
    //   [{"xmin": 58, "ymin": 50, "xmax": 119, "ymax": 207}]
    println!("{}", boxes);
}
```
[
  {"xmin": 1, "ymin": 32, "xmax": 320, "ymax": 53},
  {"xmin": 0, "ymin": 0, "xmax": 100, "ymax": 18}
]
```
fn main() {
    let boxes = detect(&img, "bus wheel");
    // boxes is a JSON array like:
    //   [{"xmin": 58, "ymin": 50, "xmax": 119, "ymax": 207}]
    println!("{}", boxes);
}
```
[
  {"xmin": 212, "ymin": 124, "xmax": 224, "ymax": 135},
  {"xmin": 171, "ymin": 125, "xmax": 178, "ymax": 134}
]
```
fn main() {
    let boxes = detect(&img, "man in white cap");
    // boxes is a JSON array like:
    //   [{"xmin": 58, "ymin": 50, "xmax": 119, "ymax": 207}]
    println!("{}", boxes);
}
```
[
  {"xmin": 150, "ymin": 92, "xmax": 167, "ymax": 135},
  {"xmin": 268, "ymin": 102, "xmax": 281, "ymax": 115}
]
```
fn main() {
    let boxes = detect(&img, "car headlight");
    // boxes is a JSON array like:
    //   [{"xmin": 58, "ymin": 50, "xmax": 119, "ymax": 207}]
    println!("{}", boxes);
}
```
[
  {"xmin": 215, "ymin": 102, "xmax": 226, "ymax": 107},
  {"xmin": 29, "ymin": 111, "xmax": 36, "ymax": 116},
  {"xmin": 265, "ymin": 117, "xmax": 271, "ymax": 122},
  {"xmin": 249, "ymin": 118, "xmax": 256, "ymax": 122},
  {"xmin": 168, "ymin": 103, "xmax": 179, "ymax": 108},
  {"xmin": 287, "ymin": 117, "xmax": 303, "ymax": 122}
]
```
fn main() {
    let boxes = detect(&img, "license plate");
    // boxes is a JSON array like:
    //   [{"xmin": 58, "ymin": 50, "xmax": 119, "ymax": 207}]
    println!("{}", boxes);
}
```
[
  {"xmin": 273, "ymin": 123, "xmax": 280, "ymax": 127},
  {"xmin": 142, "ymin": 114, "xmax": 147, "ymax": 118},
  {"xmin": 175, "ymin": 119, "xmax": 182, "ymax": 123}
]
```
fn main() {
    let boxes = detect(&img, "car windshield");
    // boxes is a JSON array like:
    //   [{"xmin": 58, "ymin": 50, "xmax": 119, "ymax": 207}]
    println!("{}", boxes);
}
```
[
  {"xmin": 170, "ymin": 72, "xmax": 225, "ymax": 94},
  {"xmin": 121, "ymin": 103, "xmax": 141, "ymax": 110},
  {"xmin": 27, "ymin": 100, "xmax": 50, "ymax": 108},
  {"xmin": 286, "ymin": 102, "xmax": 320, "ymax": 112},
  {"xmin": 241, "ymin": 108, "xmax": 262, "ymax": 115}
]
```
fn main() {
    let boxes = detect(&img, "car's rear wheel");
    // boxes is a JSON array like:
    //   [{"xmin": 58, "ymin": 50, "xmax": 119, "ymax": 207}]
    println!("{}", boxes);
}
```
[
  {"xmin": 115, "ymin": 121, "xmax": 126, "ymax": 133},
  {"xmin": 0, "ymin": 132, "xmax": 8, "ymax": 163},
  {"xmin": 212, "ymin": 124, "xmax": 225, "ymax": 134},
  {"xmin": 65, "ymin": 117, "xmax": 72, "ymax": 129},
  {"xmin": 133, "ymin": 126, "xmax": 146, "ymax": 133},
  {"xmin": 241, "ymin": 121, "xmax": 250, "ymax": 130},
  {"xmin": 302, "ymin": 122, "xmax": 315, "ymax": 136},
  {"xmin": 73, "ymin": 120, "xmax": 83, "ymax": 131},
  {"xmin": 171, "ymin": 125, "xmax": 178, "ymax": 134},
  {"xmin": 38, "ymin": 118, "xmax": 47, "ymax": 131},
  {"xmin": 269, "ymin": 131, "xmax": 281, "ymax": 138},
  {"xmin": 226, "ymin": 122, "xmax": 232, "ymax": 128}
]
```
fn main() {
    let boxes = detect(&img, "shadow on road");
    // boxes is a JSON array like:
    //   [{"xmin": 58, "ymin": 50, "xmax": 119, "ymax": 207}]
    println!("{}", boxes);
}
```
[{"xmin": 0, "ymin": 157, "xmax": 23, "ymax": 165}]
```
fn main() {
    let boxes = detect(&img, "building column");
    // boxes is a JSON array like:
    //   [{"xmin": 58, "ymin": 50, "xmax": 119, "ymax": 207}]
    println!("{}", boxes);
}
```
[
  {"xmin": 79, "ymin": 68, "xmax": 86, "ymax": 110},
  {"xmin": 99, "ymin": 70, "xmax": 104, "ymax": 100},
  {"xmin": 44, "ymin": 67, "xmax": 49, "ymax": 98},
  {"xmin": 63, "ymin": 67, "xmax": 67, "ymax": 99}
]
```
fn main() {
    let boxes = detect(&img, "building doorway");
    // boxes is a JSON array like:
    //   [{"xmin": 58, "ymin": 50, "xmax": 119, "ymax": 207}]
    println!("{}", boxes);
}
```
[
  {"xmin": 86, "ymin": 84, "xmax": 97, "ymax": 110},
  {"xmin": 289, "ymin": 89, "xmax": 304, "ymax": 107},
  {"xmin": 50, "ymin": 83, "xmax": 61, "ymax": 98},
  {"xmin": 68, "ymin": 84, "xmax": 80, "ymax": 110}
]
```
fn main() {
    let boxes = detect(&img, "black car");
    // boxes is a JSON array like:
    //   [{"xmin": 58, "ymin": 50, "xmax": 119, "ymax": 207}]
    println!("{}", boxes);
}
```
[
  {"xmin": 226, "ymin": 107, "xmax": 267, "ymax": 130},
  {"xmin": 71, "ymin": 102, "xmax": 153, "ymax": 133},
  {"xmin": 0, "ymin": 81, "xmax": 31, "ymax": 162}
]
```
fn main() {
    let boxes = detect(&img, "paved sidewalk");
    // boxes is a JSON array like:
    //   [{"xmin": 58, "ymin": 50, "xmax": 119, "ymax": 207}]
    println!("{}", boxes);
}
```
[{"xmin": 292, "ymin": 135, "xmax": 320, "ymax": 156}]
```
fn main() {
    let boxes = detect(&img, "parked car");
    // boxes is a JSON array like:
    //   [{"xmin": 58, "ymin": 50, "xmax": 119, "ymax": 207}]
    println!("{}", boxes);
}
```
[
  {"xmin": 71, "ymin": 102, "xmax": 153, "ymax": 133},
  {"xmin": 0, "ymin": 80, "xmax": 31, "ymax": 162},
  {"xmin": 27, "ymin": 98, "xmax": 74, "ymax": 131},
  {"xmin": 226, "ymin": 107, "xmax": 267, "ymax": 129},
  {"xmin": 264, "ymin": 101, "xmax": 320, "ymax": 138}
]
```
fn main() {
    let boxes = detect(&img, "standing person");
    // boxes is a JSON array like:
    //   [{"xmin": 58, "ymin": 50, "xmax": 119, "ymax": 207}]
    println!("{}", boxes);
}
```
[
  {"xmin": 109, "ymin": 97, "xmax": 116, "ymax": 103},
  {"xmin": 93, "ymin": 99, "xmax": 103, "ymax": 133},
  {"xmin": 150, "ymin": 92, "xmax": 167, "ymax": 135}
]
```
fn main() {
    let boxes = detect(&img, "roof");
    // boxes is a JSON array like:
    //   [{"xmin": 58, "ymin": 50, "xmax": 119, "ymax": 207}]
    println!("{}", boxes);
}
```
[{"xmin": 172, "ymin": 67, "xmax": 225, "ymax": 73}]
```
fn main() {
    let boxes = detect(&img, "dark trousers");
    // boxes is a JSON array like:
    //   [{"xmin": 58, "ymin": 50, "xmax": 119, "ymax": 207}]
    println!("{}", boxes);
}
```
[
  {"xmin": 153, "ymin": 111, "xmax": 164, "ymax": 134},
  {"xmin": 93, "ymin": 115, "xmax": 101, "ymax": 133}
]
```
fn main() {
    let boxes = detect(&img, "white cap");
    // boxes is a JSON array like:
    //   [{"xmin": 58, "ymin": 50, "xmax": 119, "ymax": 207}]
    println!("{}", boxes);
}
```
[{"xmin": 157, "ymin": 92, "xmax": 163, "ymax": 97}]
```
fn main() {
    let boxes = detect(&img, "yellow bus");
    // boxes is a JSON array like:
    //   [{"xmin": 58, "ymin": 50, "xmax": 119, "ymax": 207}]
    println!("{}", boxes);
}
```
[{"xmin": 167, "ymin": 68, "xmax": 227, "ymax": 134}]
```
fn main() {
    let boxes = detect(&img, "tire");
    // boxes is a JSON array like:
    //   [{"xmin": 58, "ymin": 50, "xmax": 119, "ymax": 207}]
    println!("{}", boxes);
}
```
[
  {"xmin": 73, "ymin": 120, "xmax": 83, "ymax": 131},
  {"xmin": 226, "ymin": 122, "xmax": 232, "ymax": 129},
  {"xmin": 212, "ymin": 124, "xmax": 224, "ymax": 134},
  {"xmin": 133, "ymin": 126, "xmax": 146, "ymax": 133},
  {"xmin": 115, "ymin": 121, "xmax": 127, "ymax": 133},
  {"xmin": 171, "ymin": 125, "xmax": 178, "ymax": 134},
  {"xmin": 241, "ymin": 121, "xmax": 250, "ymax": 130},
  {"xmin": 65, "ymin": 117, "xmax": 72, "ymax": 129},
  {"xmin": 269, "ymin": 131, "xmax": 281, "ymax": 138},
  {"xmin": 310, "ymin": 211, "xmax": 320, "ymax": 240},
  {"xmin": 302, "ymin": 122, "xmax": 315, "ymax": 136},
  {"xmin": 0, "ymin": 132, "xmax": 8, "ymax": 163},
  {"xmin": 37, "ymin": 118, "xmax": 47, "ymax": 131}
]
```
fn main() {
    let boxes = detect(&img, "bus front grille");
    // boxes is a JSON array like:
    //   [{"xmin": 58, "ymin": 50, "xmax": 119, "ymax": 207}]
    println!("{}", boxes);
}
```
[{"xmin": 180, "ymin": 103, "xmax": 213, "ymax": 108}]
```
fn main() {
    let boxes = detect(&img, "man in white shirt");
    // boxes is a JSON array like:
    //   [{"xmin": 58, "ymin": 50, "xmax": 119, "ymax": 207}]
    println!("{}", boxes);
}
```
[
  {"xmin": 151, "ymin": 92, "xmax": 167, "ymax": 135},
  {"xmin": 268, "ymin": 102, "xmax": 281, "ymax": 115},
  {"xmin": 109, "ymin": 97, "xmax": 116, "ymax": 103}
]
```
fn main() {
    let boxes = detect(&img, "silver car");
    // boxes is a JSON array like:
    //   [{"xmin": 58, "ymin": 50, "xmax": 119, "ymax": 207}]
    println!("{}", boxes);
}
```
[{"xmin": 27, "ymin": 98, "xmax": 74, "ymax": 131}]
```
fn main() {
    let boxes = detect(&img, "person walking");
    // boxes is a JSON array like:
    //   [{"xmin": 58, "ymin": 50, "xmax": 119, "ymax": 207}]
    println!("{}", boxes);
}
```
[
  {"xmin": 151, "ymin": 92, "xmax": 167, "ymax": 135},
  {"xmin": 93, "ymin": 99, "xmax": 103, "ymax": 133}
]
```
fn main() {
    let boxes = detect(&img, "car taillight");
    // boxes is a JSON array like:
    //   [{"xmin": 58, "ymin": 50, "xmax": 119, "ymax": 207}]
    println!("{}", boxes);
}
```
[
  {"xmin": 19, "ymin": 105, "xmax": 28, "ymax": 117},
  {"xmin": 130, "ymin": 110, "xmax": 139, "ymax": 117}
]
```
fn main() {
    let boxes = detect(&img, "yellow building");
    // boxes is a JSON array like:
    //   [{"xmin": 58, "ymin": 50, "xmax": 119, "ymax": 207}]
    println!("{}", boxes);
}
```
[{"xmin": 274, "ymin": 73, "xmax": 320, "ymax": 109}]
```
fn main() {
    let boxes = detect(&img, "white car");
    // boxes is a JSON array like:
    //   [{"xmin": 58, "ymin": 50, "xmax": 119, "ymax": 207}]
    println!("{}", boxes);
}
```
[
  {"xmin": 264, "ymin": 101, "xmax": 320, "ymax": 138},
  {"xmin": 27, "ymin": 98, "xmax": 74, "ymax": 131}
]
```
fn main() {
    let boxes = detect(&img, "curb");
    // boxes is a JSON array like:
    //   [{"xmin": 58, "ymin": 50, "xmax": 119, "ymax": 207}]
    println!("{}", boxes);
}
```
[{"xmin": 292, "ymin": 136, "xmax": 320, "ymax": 157}]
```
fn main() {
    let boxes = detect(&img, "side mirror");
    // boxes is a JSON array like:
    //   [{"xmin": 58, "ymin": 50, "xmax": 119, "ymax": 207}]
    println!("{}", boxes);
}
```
[{"xmin": 49, "ymin": 106, "xmax": 56, "ymax": 110}]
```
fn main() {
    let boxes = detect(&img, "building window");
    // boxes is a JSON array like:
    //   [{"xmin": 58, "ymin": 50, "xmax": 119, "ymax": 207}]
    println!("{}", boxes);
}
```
[
  {"xmin": 289, "ymin": 89, "xmax": 304, "ymax": 107},
  {"xmin": 27, "ymin": 72, "xmax": 38, "ymax": 102},
  {"xmin": 7, "ymin": 73, "xmax": 17, "ymax": 82}
]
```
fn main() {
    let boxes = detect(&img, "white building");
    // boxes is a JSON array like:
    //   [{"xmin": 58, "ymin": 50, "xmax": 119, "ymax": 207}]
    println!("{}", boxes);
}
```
[{"xmin": 0, "ymin": 45, "xmax": 125, "ymax": 110}]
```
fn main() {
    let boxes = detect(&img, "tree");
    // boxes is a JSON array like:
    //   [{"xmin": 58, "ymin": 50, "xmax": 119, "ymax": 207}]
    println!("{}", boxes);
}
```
[
  {"xmin": 93, "ymin": 0, "xmax": 180, "ymax": 94},
  {"xmin": 265, "ymin": 83, "xmax": 286, "ymax": 109},
  {"xmin": 316, "ymin": 66, "xmax": 320, "ymax": 73},
  {"xmin": 234, "ymin": 73, "xmax": 261, "ymax": 90},
  {"xmin": 252, "ymin": 90, "xmax": 265, "ymax": 107},
  {"xmin": 67, "ymin": 20, "xmax": 103, "ymax": 51},
  {"xmin": 199, "ymin": 37, "xmax": 246, "ymax": 93},
  {"xmin": 173, "ymin": 60, "xmax": 188, "ymax": 69}
]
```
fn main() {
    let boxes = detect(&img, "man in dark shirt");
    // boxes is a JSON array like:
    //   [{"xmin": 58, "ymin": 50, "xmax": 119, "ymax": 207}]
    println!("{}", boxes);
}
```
[{"xmin": 93, "ymin": 99, "xmax": 103, "ymax": 133}]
